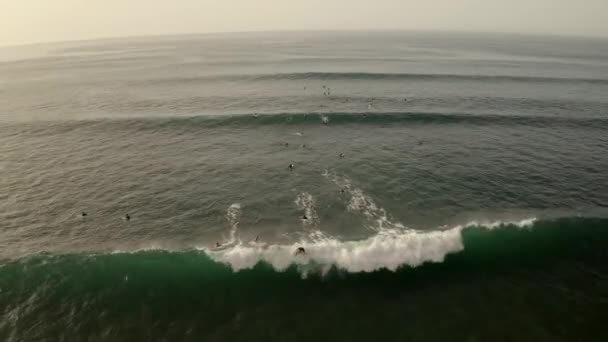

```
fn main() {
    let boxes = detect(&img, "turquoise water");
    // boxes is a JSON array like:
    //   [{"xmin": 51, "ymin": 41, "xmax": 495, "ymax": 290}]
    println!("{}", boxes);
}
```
[{"xmin": 1, "ymin": 31, "xmax": 608, "ymax": 341}]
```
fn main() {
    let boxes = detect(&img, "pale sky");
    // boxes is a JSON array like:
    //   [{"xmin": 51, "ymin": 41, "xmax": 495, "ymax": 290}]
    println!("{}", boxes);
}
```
[{"xmin": 2, "ymin": 0, "xmax": 608, "ymax": 46}]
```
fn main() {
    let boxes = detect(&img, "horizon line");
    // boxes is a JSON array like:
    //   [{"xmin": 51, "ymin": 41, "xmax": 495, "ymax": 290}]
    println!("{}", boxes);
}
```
[{"xmin": 2, "ymin": 28, "xmax": 607, "ymax": 49}]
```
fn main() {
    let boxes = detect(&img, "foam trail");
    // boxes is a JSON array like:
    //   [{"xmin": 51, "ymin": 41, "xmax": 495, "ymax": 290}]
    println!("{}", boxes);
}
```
[
  {"xmin": 225, "ymin": 203, "xmax": 242, "ymax": 245},
  {"xmin": 324, "ymin": 172, "xmax": 404, "ymax": 231},
  {"xmin": 295, "ymin": 192, "xmax": 319, "ymax": 229}
]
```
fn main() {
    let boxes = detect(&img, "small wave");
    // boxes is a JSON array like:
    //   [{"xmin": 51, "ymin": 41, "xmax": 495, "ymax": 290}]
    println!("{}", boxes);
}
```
[
  {"xmin": 8, "ymin": 112, "xmax": 608, "ymax": 133},
  {"xmin": 105, "ymin": 112, "xmax": 608, "ymax": 129},
  {"xmin": 138, "ymin": 72, "xmax": 608, "ymax": 85},
  {"xmin": 255, "ymin": 72, "xmax": 608, "ymax": 85}
]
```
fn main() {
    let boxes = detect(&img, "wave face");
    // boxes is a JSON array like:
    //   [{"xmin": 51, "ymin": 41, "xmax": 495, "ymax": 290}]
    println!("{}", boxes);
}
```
[{"xmin": 2, "ymin": 218, "xmax": 608, "ymax": 340}]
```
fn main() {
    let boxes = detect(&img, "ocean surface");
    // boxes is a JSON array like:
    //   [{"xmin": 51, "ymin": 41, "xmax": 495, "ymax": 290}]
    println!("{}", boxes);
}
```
[{"xmin": 1, "ymin": 31, "xmax": 608, "ymax": 341}]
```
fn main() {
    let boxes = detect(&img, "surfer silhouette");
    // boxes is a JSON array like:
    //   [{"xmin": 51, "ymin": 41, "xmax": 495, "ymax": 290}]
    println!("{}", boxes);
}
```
[{"xmin": 295, "ymin": 247, "xmax": 306, "ymax": 256}]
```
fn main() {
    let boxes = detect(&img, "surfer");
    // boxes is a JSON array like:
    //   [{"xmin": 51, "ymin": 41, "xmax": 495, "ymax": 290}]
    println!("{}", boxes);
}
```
[
  {"xmin": 339, "ymin": 153, "xmax": 344, "ymax": 159},
  {"xmin": 295, "ymin": 247, "xmax": 306, "ymax": 256},
  {"xmin": 302, "ymin": 215, "xmax": 308, "ymax": 220},
  {"xmin": 125, "ymin": 213, "xmax": 130, "ymax": 221},
  {"xmin": 215, "ymin": 241, "xmax": 221, "ymax": 248},
  {"xmin": 81, "ymin": 211, "xmax": 88, "ymax": 217},
  {"xmin": 254, "ymin": 235, "xmax": 259, "ymax": 242},
  {"xmin": 289, "ymin": 163, "xmax": 295, "ymax": 171}
]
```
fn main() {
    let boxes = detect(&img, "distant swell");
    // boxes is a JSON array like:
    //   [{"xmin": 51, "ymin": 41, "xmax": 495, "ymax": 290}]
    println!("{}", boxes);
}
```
[
  {"xmin": 177, "ymin": 112, "xmax": 608, "ymax": 129},
  {"xmin": 144, "ymin": 72, "xmax": 608, "ymax": 85},
  {"xmin": 8, "ymin": 112, "xmax": 607, "ymax": 135}
]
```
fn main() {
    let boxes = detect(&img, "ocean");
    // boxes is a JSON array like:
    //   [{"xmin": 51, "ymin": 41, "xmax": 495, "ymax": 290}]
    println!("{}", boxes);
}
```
[{"xmin": 1, "ymin": 31, "xmax": 608, "ymax": 341}]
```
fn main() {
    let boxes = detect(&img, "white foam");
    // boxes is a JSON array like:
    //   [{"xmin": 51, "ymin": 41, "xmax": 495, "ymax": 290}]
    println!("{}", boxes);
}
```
[
  {"xmin": 294, "ymin": 192, "xmax": 319, "ymax": 228},
  {"xmin": 225, "ymin": 203, "xmax": 242, "ymax": 245},
  {"xmin": 204, "ymin": 216, "xmax": 537, "ymax": 274},
  {"xmin": 458, "ymin": 217, "xmax": 536, "ymax": 230},
  {"xmin": 205, "ymin": 227, "xmax": 464, "ymax": 273}
]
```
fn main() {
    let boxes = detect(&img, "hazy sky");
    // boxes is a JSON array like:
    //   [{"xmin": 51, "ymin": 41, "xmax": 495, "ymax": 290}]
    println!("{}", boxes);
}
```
[{"xmin": 2, "ymin": 0, "xmax": 608, "ymax": 46}]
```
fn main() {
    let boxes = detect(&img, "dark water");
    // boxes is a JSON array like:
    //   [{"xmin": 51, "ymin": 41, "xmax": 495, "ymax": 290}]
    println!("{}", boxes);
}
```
[{"xmin": 1, "ymin": 31, "xmax": 608, "ymax": 341}]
